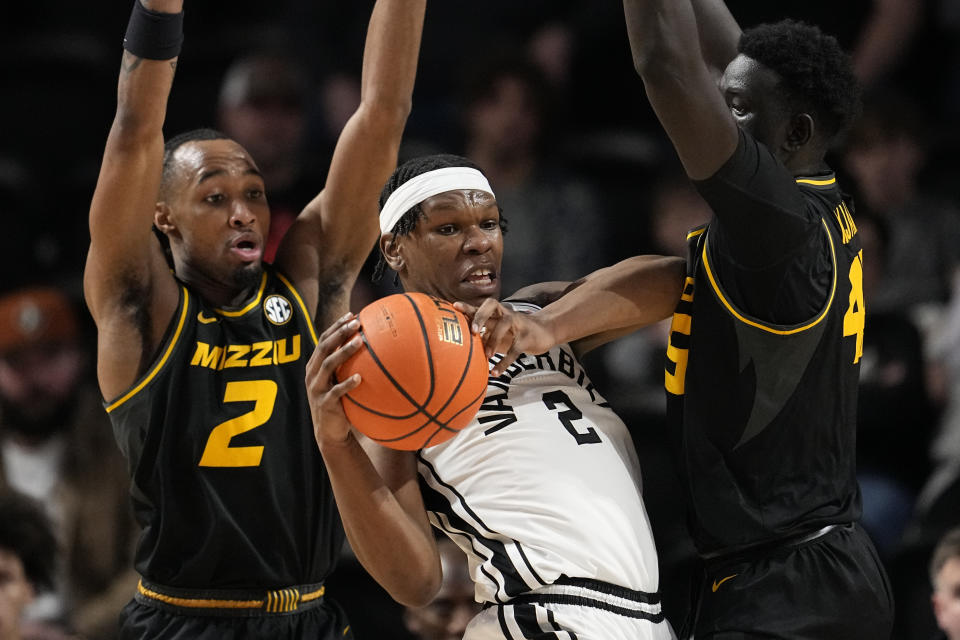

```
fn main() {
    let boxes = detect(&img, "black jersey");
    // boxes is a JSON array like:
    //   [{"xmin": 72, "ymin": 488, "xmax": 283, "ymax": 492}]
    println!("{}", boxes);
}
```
[
  {"xmin": 106, "ymin": 267, "xmax": 343, "ymax": 589},
  {"xmin": 665, "ymin": 130, "xmax": 865, "ymax": 555}
]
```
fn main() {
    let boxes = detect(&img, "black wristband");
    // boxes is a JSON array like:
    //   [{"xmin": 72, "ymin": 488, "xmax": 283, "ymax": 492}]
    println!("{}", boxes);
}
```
[{"xmin": 122, "ymin": 0, "xmax": 184, "ymax": 61}]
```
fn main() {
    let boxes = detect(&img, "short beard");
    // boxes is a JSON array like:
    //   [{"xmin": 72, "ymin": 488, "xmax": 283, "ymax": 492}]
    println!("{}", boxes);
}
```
[{"xmin": 231, "ymin": 263, "xmax": 263, "ymax": 291}]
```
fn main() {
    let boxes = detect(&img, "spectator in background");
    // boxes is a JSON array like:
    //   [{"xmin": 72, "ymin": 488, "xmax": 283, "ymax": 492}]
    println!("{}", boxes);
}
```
[
  {"xmin": 0, "ymin": 287, "xmax": 137, "ymax": 639},
  {"xmin": 460, "ymin": 55, "xmax": 608, "ymax": 295},
  {"xmin": 602, "ymin": 172, "xmax": 712, "ymax": 418},
  {"xmin": 722, "ymin": 0, "xmax": 923, "ymax": 91},
  {"xmin": 931, "ymin": 527, "xmax": 960, "ymax": 640},
  {"xmin": 216, "ymin": 50, "xmax": 387, "ymax": 312},
  {"xmin": 854, "ymin": 210, "xmax": 937, "ymax": 560},
  {"xmin": 402, "ymin": 538, "xmax": 479, "ymax": 640},
  {"xmin": 217, "ymin": 51, "xmax": 321, "ymax": 262},
  {"xmin": 926, "ymin": 267, "xmax": 960, "ymax": 469},
  {"xmin": 894, "ymin": 303, "xmax": 960, "ymax": 640},
  {"xmin": 842, "ymin": 90, "xmax": 960, "ymax": 315},
  {"xmin": 598, "ymin": 172, "xmax": 711, "ymax": 623},
  {"xmin": 0, "ymin": 491, "xmax": 73, "ymax": 640}
]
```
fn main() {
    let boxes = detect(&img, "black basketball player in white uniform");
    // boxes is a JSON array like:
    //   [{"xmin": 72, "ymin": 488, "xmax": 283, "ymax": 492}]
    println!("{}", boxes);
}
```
[{"xmin": 306, "ymin": 153, "xmax": 684, "ymax": 639}]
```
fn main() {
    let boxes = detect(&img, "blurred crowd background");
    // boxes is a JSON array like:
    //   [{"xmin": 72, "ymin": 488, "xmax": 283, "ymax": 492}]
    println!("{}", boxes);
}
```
[{"xmin": 2, "ymin": 1, "xmax": 960, "ymax": 638}]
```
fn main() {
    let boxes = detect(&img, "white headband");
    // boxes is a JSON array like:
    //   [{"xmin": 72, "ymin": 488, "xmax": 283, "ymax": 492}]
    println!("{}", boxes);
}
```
[{"xmin": 379, "ymin": 167, "xmax": 495, "ymax": 234}]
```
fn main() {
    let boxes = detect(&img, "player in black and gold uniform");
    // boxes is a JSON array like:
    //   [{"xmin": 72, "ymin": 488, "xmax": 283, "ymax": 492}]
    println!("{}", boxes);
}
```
[
  {"xmin": 619, "ymin": 0, "xmax": 893, "ymax": 637},
  {"xmin": 106, "ymin": 271, "xmax": 337, "ymax": 597},
  {"xmin": 665, "ymin": 139, "xmax": 893, "ymax": 638},
  {"xmin": 83, "ymin": 0, "xmax": 426, "ymax": 637},
  {"xmin": 475, "ymin": 0, "xmax": 894, "ymax": 638}
]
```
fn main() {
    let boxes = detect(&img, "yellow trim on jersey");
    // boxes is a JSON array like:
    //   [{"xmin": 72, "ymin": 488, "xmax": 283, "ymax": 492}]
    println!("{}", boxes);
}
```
[
  {"xmin": 137, "ymin": 580, "xmax": 325, "ymax": 612},
  {"xmin": 795, "ymin": 177, "xmax": 836, "ymax": 186},
  {"xmin": 106, "ymin": 287, "xmax": 191, "ymax": 413},
  {"xmin": 687, "ymin": 227, "xmax": 707, "ymax": 240},
  {"xmin": 137, "ymin": 580, "xmax": 261, "ymax": 610},
  {"xmin": 275, "ymin": 271, "xmax": 320, "ymax": 346},
  {"xmin": 214, "ymin": 272, "xmax": 269, "ymax": 317},
  {"xmin": 301, "ymin": 585, "xmax": 326, "ymax": 603},
  {"xmin": 701, "ymin": 218, "xmax": 837, "ymax": 335}
]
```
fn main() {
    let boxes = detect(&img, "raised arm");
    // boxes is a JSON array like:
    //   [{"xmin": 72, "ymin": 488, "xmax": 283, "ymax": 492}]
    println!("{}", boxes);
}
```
[
  {"xmin": 622, "ymin": 0, "xmax": 738, "ymax": 179},
  {"xmin": 83, "ymin": 0, "xmax": 185, "ymax": 401},
  {"xmin": 275, "ymin": 0, "xmax": 426, "ymax": 329},
  {"xmin": 689, "ymin": 0, "xmax": 741, "ymax": 79}
]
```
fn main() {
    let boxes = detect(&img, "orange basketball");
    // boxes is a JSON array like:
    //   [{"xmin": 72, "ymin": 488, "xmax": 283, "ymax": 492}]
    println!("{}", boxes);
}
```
[{"xmin": 337, "ymin": 292, "xmax": 489, "ymax": 450}]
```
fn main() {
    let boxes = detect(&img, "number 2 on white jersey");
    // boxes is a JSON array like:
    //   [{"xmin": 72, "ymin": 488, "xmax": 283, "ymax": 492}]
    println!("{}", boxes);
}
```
[{"xmin": 542, "ymin": 390, "xmax": 602, "ymax": 445}]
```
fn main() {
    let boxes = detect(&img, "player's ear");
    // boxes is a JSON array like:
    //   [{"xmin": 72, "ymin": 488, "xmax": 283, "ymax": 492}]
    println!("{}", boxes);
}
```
[
  {"xmin": 784, "ymin": 112, "xmax": 814, "ymax": 152},
  {"xmin": 381, "ymin": 233, "xmax": 405, "ymax": 272},
  {"xmin": 932, "ymin": 592, "xmax": 943, "ymax": 619},
  {"xmin": 154, "ymin": 202, "xmax": 175, "ymax": 234}
]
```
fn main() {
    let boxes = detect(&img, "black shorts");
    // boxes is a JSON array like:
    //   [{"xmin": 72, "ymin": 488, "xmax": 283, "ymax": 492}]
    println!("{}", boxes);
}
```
[
  {"xmin": 691, "ymin": 523, "xmax": 893, "ymax": 639},
  {"xmin": 119, "ymin": 581, "xmax": 354, "ymax": 640}
]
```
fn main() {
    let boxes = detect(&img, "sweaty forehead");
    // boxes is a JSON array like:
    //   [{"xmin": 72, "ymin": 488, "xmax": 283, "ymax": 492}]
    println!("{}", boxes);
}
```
[
  {"xmin": 171, "ymin": 139, "xmax": 260, "ymax": 180},
  {"xmin": 420, "ymin": 189, "xmax": 497, "ymax": 213},
  {"xmin": 721, "ymin": 54, "xmax": 778, "ymax": 94}
]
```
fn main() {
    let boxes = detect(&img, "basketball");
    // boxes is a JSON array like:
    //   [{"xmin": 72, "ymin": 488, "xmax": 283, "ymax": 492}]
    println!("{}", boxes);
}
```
[{"xmin": 337, "ymin": 292, "xmax": 489, "ymax": 450}]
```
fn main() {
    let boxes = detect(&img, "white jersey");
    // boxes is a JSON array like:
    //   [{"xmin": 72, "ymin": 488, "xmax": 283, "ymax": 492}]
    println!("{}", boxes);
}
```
[{"xmin": 418, "ymin": 304, "xmax": 662, "ymax": 615}]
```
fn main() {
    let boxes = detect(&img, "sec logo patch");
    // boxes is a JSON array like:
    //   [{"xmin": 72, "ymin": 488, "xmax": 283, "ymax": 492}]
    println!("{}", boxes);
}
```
[{"xmin": 264, "ymin": 295, "xmax": 293, "ymax": 325}]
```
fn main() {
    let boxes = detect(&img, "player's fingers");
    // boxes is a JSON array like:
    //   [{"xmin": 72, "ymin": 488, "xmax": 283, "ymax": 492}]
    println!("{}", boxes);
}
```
[
  {"xmin": 306, "ymin": 331, "xmax": 336, "ymax": 382},
  {"xmin": 319, "ymin": 334, "xmax": 364, "ymax": 381},
  {"xmin": 324, "ymin": 372, "xmax": 361, "ymax": 405},
  {"xmin": 469, "ymin": 298, "xmax": 503, "ymax": 337},
  {"xmin": 309, "ymin": 321, "xmax": 360, "ymax": 386},
  {"xmin": 501, "ymin": 342, "xmax": 526, "ymax": 377},
  {"xmin": 485, "ymin": 314, "xmax": 515, "ymax": 360},
  {"xmin": 317, "ymin": 317, "xmax": 361, "ymax": 360},
  {"xmin": 453, "ymin": 301, "xmax": 479, "ymax": 329},
  {"xmin": 318, "ymin": 311, "xmax": 356, "ymax": 342},
  {"xmin": 490, "ymin": 336, "xmax": 522, "ymax": 377}
]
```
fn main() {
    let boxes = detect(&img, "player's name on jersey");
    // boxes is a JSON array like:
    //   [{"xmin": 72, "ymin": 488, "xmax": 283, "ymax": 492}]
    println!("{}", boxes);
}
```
[
  {"xmin": 478, "ymin": 346, "xmax": 602, "ymax": 435},
  {"xmin": 190, "ymin": 335, "xmax": 302, "ymax": 370},
  {"xmin": 833, "ymin": 201, "xmax": 858, "ymax": 245}
]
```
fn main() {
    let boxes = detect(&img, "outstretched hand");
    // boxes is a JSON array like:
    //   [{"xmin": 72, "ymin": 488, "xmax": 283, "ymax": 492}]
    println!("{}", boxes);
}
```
[
  {"xmin": 454, "ymin": 299, "xmax": 558, "ymax": 377},
  {"xmin": 305, "ymin": 312, "xmax": 364, "ymax": 450}
]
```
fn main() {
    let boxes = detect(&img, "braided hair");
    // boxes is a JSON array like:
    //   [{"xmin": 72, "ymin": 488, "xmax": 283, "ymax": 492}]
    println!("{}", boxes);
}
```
[{"xmin": 373, "ymin": 154, "xmax": 507, "ymax": 283}]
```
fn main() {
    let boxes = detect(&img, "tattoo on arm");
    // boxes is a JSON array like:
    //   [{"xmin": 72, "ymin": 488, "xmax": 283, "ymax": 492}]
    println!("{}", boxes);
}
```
[
  {"xmin": 121, "ymin": 52, "xmax": 144, "ymax": 74},
  {"xmin": 119, "ymin": 52, "xmax": 177, "ymax": 79}
]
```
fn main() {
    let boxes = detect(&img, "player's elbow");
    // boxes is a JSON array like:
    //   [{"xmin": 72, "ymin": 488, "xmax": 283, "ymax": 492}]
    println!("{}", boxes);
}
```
[
  {"xmin": 387, "ymin": 563, "xmax": 442, "ymax": 608},
  {"xmin": 631, "ymin": 35, "xmax": 680, "ymax": 79},
  {"xmin": 110, "ymin": 111, "xmax": 162, "ymax": 150},
  {"xmin": 630, "ymin": 44, "xmax": 654, "ymax": 77},
  {"xmin": 355, "ymin": 540, "xmax": 442, "ymax": 608},
  {"xmin": 358, "ymin": 98, "xmax": 413, "ymax": 134}
]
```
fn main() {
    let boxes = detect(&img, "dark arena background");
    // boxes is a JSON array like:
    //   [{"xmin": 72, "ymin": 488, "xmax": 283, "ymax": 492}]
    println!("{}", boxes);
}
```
[{"xmin": 3, "ymin": 1, "xmax": 960, "ymax": 638}]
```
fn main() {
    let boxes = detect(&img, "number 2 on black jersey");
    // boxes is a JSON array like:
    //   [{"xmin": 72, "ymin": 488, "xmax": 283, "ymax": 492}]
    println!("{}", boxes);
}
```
[{"xmin": 199, "ymin": 380, "xmax": 278, "ymax": 467}]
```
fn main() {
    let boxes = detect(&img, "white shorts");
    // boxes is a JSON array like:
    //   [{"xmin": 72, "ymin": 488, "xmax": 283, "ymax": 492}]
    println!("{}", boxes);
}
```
[{"xmin": 462, "ymin": 579, "xmax": 676, "ymax": 640}]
